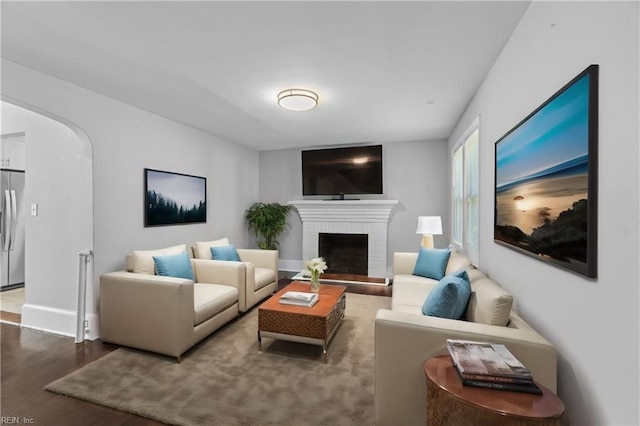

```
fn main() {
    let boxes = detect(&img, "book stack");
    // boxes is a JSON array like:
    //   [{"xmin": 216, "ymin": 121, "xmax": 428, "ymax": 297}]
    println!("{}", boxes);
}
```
[
  {"xmin": 279, "ymin": 291, "xmax": 319, "ymax": 307},
  {"xmin": 446, "ymin": 339, "xmax": 543, "ymax": 395}
]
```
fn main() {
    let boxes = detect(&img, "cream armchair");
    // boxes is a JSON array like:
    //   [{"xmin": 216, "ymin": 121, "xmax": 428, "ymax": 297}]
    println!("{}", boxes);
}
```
[
  {"xmin": 192, "ymin": 238, "xmax": 278, "ymax": 312},
  {"xmin": 100, "ymin": 245, "xmax": 244, "ymax": 361}
]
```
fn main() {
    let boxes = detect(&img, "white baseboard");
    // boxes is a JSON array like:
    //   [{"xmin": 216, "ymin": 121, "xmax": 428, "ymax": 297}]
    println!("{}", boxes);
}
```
[
  {"xmin": 21, "ymin": 303, "xmax": 76, "ymax": 337},
  {"xmin": 20, "ymin": 303, "xmax": 100, "ymax": 341}
]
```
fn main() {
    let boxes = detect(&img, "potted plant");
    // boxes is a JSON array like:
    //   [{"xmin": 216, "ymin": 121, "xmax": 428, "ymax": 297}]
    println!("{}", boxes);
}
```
[{"xmin": 244, "ymin": 202, "xmax": 292, "ymax": 250}]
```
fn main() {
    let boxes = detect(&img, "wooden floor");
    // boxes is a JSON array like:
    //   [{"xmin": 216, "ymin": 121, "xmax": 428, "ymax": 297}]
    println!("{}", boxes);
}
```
[
  {"xmin": 0, "ymin": 272, "xmax": 391, "ymax": 425},
  {"xmin": 0, "ymin": 310, "xmax": 20, "ymax": 324},
  {"xmin": 0, "ymin": 324, "xmax": 164, "ymax": 425}
]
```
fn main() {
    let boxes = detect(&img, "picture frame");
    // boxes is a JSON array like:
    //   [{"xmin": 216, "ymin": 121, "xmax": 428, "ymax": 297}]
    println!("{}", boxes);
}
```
[
  {"xmin": 494, "ymin": 65, "xmax": 598, "ymax": 278},
  {"xmin": 144, "ymin": 168, "xmax": 207, "ymax": 227}
]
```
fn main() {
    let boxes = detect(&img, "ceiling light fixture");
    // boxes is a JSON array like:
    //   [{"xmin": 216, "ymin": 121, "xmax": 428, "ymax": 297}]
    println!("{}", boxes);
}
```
[{"xmin": 277, "ymin": 89, "xmax": 318, "ymax": 111}]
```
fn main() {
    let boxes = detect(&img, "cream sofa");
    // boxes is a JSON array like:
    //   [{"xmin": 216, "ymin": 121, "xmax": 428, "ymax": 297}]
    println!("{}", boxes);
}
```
[
  {"xmin": 374, "ymin": 251, "xmax": 557, "ymax": 426},
  {"xmin": 192, "ymin": 237, "xmax": 278, "ymax": 312},
  {"xmin": 100, "ymin": 244, "xmax": 244, "ymax": 361}
]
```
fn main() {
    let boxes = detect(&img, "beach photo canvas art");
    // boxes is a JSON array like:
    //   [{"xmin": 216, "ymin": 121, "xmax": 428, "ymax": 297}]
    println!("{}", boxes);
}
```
[
  {"xmin": 144, "ymin": 168, "xmax": 207, "ymax": 227},
  {"xmin": 494, "ymin": 65, "xmax": 598, "ymax": 278}
]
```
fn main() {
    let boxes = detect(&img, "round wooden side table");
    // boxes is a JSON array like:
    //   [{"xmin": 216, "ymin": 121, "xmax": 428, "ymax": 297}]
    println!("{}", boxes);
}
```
[{"xmin": 424, "ymin": 355, "xmax": 567, "ymax": 426}]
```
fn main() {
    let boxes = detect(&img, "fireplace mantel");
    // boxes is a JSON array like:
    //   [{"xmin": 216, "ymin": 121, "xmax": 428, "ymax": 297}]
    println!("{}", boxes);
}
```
[
  {"xmin": 289, "ymin": 200, "xmax": 398, "ymax": 222},
  {"xmin": 289, "ymin": 200, "xmax": 398, "ymax": 278}
]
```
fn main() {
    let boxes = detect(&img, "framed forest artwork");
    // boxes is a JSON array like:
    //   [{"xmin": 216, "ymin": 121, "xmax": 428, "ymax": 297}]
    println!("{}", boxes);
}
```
[
  {"xmin": 494, "ymin": 65, "xmax": 598, "ymax": 278},
  {"xmin": 144, "ymin": 168, "xmax": 206, "ymax": 227}
]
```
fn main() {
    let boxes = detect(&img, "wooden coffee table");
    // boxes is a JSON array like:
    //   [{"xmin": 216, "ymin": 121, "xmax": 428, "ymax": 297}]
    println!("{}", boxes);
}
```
[{"xmin": 258, "ymin": 281, "xmax": 346, "ymax": 362}]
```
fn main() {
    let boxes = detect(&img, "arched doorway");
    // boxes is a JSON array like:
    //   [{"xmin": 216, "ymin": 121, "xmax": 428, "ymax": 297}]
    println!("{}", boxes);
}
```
[{"xmin": 0, "ymin": 99, "xmax": 94, "ymax": 339}]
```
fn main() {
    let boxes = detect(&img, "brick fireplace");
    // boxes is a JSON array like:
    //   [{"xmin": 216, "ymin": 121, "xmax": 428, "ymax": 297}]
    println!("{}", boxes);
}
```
[{"xmin": 289, "ymin": 200, "xmax": 398, "ymax": 279}]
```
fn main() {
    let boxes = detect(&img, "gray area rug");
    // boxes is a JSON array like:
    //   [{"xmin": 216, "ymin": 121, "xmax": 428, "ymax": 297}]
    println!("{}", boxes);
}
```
[{"xmin": 45, "ymin": 293, "xmax": 391, "ymax": 425}]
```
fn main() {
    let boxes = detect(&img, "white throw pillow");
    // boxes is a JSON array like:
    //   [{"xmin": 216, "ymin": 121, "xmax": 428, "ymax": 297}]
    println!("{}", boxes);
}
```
[
  {"xmin": 464, "ymin": 270, "xmax": 513, "ymax": 326},
  {"xmin": 445, "ymin": 251, "xmax": 473, "ymax": 275},
  {"xmin": 131, "ymin": 244, "xmax": 187, "ymax": 275},
  {"xmin": 194, "ymin": 237, "xmax": 230, "ymax": 260}
]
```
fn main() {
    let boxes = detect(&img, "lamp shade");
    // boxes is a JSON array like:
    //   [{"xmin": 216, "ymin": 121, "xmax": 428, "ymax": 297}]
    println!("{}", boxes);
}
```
[
  {"xmin": 416, "ymin": 216, "xmax": 443, "ymax": 235},
  {"xmin": 277, "ymin": 89, "xmax": 318, "ymax": 111}
]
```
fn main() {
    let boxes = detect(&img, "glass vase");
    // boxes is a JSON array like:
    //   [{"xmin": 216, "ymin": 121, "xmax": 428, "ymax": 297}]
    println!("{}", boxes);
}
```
[{"xmin": 310, "ymin": 273, "xmax": 320, "ymax": 292}]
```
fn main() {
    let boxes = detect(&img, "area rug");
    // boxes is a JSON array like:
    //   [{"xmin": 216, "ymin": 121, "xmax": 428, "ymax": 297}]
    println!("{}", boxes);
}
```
[{"xmin": 45, "ymin": 293, "xmax": 391, "ymax": 426}]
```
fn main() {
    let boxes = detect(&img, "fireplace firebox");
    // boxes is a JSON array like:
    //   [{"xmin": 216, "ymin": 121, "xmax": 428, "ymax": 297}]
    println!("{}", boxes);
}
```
[{"xmin": 318, "ymin": 233, "xmax": 368, "ymax": 276}]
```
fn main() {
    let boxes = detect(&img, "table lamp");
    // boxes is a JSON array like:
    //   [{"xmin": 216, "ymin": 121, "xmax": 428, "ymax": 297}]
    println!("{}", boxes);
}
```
[{"xmin": 416, "ymin": 216, "xmax": 442, "ymax": 249}]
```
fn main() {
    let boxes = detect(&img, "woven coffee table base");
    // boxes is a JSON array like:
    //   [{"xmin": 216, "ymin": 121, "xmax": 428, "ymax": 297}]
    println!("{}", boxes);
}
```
[{"xmin": 258, "ymin": 282, "xmax": 346, "ymax": 362}]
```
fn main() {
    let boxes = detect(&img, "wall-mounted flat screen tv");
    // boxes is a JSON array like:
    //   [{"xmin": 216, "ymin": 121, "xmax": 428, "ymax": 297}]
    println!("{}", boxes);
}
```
[
  {"xmin": 494, "ymin": 64, "xmax": 598, "ymax": 278},
  {"xmin": 302, "ymin": 145, "xmax": 383, "ymax": 197}
]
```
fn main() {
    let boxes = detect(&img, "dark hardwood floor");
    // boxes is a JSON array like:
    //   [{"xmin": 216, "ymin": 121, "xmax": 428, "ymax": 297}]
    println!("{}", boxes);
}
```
[
  {"xmin": 0, "ymin": 272, "xmax": 391, "ymax": 425},
  {"xmin": 0, "ymin": 323, "xmax": 164, "ymax": 425}
]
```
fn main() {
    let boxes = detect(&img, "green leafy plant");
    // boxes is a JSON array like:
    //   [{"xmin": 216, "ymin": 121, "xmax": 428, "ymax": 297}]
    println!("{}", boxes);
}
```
[{"xmin": 244, "ymin": 202, "xmax": 292, "ymax": 250}]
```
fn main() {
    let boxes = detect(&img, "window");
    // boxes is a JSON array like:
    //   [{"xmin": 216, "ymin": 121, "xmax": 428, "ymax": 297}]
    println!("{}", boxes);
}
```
[{"xmin": 452, "ymin": 120, "xmax": 479, "ymax": 265}]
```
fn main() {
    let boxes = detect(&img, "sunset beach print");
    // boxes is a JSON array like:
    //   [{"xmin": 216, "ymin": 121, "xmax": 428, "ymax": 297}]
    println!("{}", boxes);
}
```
[{"xmin": 495, "ymin": 71, "xmax": 593, "ymax": 269}]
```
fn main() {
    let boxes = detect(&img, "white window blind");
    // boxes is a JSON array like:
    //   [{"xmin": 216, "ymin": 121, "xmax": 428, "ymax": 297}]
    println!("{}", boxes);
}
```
[
  {"xmin": 452, "ymin": 147, "xmax": 464, "ymax": 246},
  {"xmin": 452, "ymin": 121, "xmax": 479, "ymax": 265}
]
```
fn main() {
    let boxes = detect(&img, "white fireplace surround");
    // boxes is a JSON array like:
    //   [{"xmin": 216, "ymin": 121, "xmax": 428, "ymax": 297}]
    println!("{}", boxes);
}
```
[{"xmin": 289, "ymin": 200, "xmax": 398, "ymax": 278}]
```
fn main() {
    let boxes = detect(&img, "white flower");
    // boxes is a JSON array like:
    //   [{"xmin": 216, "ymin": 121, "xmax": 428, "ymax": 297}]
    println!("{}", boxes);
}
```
[{"xmin": 305, "ymin": 257, "xmax": 328, "ymax": 275}]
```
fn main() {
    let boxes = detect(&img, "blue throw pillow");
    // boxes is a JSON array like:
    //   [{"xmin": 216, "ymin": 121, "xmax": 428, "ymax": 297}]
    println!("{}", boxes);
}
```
[
  {"xmin": 153, "ymin": 252, "xmax": 194, "ymax": 280},
  {"xmin": 210, "ymin": 244, "xmax": 241, "ymax": 262},
  {"xmin": 450, "ymin": 269, "xmax": 469, "ymax": 279},
  {"xmin": 447, "ymin": 270, "xmax": 472, "ymax": 319},
  {"xmin": 413, "ymin": 247, "xmax": 451, "ymax": 280},
  {"xmin": 422, "ymin": 279, "xmax": 459, "ymax": 318}
]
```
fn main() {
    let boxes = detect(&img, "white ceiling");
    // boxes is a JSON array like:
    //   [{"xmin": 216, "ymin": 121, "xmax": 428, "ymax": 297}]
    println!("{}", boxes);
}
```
[{"xmin": 1, "ymin": 1, "xmax": 530, "ymax": 151}]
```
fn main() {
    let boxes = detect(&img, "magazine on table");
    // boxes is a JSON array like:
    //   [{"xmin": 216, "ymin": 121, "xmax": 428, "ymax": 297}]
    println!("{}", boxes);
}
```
[
  {"xmin": 455, "ymin": 373, "xmax": 543, "ymax": 395},
  {"xmin": 447, "ymin": 339, "xmax": 533, "ymax": 384},
  {"xmin": 279, "ymin": 291, "xmax": 318, "ymax": 307}
]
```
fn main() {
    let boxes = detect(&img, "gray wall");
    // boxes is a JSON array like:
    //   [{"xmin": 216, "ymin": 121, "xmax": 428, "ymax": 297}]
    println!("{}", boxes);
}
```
[
  {"xmin": 259, "ymin": 140, "xmax": 449, "ymax": 271},
  {"xmin": 2, "ymin": 59, "xmax": 260, "ymax": 337},
  {"xmin": 447, "ymin": 2, "xmax": 639, "ymax": 424}
]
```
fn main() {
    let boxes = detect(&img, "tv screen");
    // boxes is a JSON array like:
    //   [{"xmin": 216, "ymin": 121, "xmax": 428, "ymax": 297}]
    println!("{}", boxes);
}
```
[{"xmin": 302, "ymin": 145, "xmax": 383, "ymax": 196}]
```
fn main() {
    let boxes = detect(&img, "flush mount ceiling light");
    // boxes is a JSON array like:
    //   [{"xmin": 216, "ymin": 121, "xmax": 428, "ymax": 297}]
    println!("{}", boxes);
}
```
[{"xmin": 277, "ymin": 89, "xmax": 318, "ymax": 111}]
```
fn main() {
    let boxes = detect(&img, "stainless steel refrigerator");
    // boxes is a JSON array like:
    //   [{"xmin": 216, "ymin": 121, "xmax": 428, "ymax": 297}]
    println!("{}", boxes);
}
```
[{"xmin": 1, "ymin": 170, "xmax": 25, "ymax": 289}]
